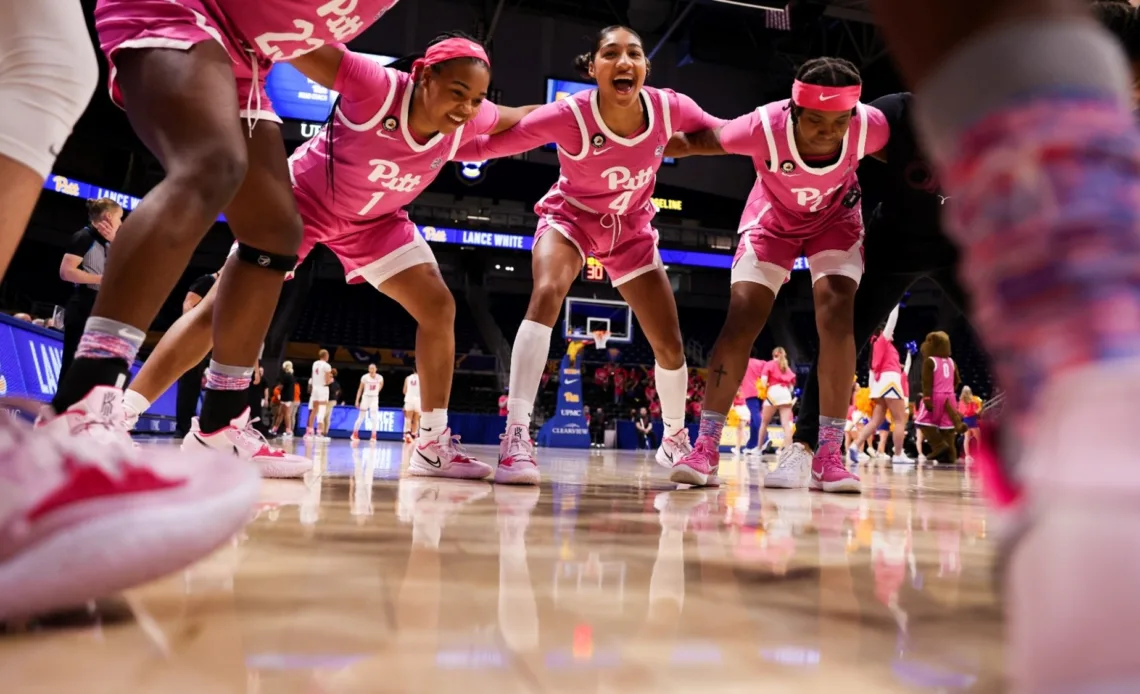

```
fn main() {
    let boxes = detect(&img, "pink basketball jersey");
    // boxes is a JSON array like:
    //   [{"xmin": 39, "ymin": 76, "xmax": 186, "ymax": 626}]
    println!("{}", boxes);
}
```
[
  {"xmin": 201, "ymin": 0, "xmax": 398, "ymax": 63},
  {"xmin": 722, "ymin": 100, "xmax": 889, "ymax": 238},
  {"xmin": 538, "ymin": 87, "xmax": 677, "ymax": 223},
  {"xmin": 930, "ymin": 356, "xmax": 956, "ymax": 396},
  {"xmin": 290, "ymin": 58, "xmax": 499, "ymax": 220},
  {"xmin": 361, "ymin": 374, "xmax": 382, "ymax": 395}
]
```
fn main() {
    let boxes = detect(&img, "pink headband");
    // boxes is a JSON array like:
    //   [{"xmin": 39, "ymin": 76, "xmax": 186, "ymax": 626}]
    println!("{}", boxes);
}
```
[
  {"xmin": 412, "ymin": 38, "xmax": 489, "ymax": 77},
  {"xmin": 791, "ymin": 80, "xmax": 861, "ymax": 111}
]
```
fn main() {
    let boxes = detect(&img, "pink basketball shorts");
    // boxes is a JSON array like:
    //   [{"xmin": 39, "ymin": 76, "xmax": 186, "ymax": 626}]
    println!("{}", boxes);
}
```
[
  {"xmin": 293, "ymin": 185, "xmax": 437, "ymax": 287},
  {"xmin": 924, "ymin": 394, "xmax": 958, "ymax": 430},
  {"xmin": 731, "ymin": 216, "xmax": 865, "ymax": 294},
  {"xmin": 535, "ymin": 198, "xmax": 662, "ymax": 287},
  {"xmin": 95, "ymin": 0, "xmax": 278, "ymax": 123}
]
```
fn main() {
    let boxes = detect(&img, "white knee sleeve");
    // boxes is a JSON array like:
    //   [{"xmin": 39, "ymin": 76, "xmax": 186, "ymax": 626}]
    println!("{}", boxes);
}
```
[{"xmin": 0, "ymin": 1, "xmax": 99, "ymax": 178}]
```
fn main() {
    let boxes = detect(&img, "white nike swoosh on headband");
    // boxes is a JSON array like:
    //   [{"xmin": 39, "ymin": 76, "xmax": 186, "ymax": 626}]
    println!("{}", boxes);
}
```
[{"xmin": 817, "ymin": 94, "xmax": 839, "ymax": 101}]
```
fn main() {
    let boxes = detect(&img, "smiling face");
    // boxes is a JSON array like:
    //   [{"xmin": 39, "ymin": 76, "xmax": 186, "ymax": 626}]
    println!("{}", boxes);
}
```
[
  {"xmin": 368, "ymin": 364, "xmax": 377, "ymax": 375},
  {"xmin": 589, "ymin": 28, "xmax": 647, "ymax": 108},
  {"xmin": 420, "ymin": 59, "xmax": 490, "ymax": 135},
  {"xmin": 794, "ymin": 107, "xmax": 853, "ymax": 155}
]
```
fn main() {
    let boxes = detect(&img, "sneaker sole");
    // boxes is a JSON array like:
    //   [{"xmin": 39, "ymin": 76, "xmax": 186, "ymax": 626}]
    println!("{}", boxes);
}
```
[
  {"xmin": 407, "ymin": 461, "xmax": 493, "ymax": 480},
  {"xmin": 0, "ymin": 467, "xmax": 259, "ymax": 619},
  {"xmin": 669, "ymin": 464, "xmax": 710, "ymax": 486},
  {"xmin": 494, "ymin": 466, "xmax": 540, "ymax": 486},
  {"xmin": 258, "ymin": 459, "xmax": 312, "ymax": 479},
  {"xmin": 810, "ymin": 478, "xmax": 862, "ymax": 493},
  {"xmin": 764, "ymin": 476, "xmax": 807, "ymax": 489}
]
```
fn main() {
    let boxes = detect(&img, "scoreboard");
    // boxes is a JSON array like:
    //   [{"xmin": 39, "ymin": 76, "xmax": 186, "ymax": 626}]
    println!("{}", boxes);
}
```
[{"xmin": 581, "ymin": 256, "xmax": 606, "ymax": 283}]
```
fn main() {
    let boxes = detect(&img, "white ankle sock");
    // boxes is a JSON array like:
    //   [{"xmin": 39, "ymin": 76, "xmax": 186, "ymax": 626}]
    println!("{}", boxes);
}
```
[
  {"xmin": 419, "ymin": 409, "xmax": 447, "ymax": 440},
  {"xmin": 507, "ymin": 320, "xmax": 552, "ymax": 428},
  {"xmin": 122, "ymin": 389, "xmax": 151, "ymax": 416},
  {"xmin": 655, "ymin": 361, "xmax": 688, "ymax": 436}
]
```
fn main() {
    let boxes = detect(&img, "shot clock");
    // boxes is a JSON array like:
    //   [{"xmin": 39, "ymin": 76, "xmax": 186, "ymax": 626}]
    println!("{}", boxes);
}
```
[{"xmin": 581, "ymin": 256, "xmax": 607, "ymax": 283}]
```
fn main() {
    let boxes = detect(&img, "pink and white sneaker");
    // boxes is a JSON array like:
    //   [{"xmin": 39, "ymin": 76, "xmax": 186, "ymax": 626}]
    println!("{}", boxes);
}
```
[
  {"xmin": 182, "ymin": 408, "xmax": 311, "ymax": 479},
  {"xmin": 5, "ymin": 386, "xmax": 259, "ymax": 618},
  {"xmin": 669, "ymin": 435, "xmax": 721, "ymax": 487},
  {"xmin": 810, "ymin": 443, "xmax": 862, "ymax": 493},
  {"xmin": 496, "ymin": 423, "xmax": 540, "ymax": 485},
  {"xmin": 656, "ymin": 427, "xmax": 693, "ymax": 470},
  {"xmin": 409, "ymin": 428, "xmax": 493, "ymax": 480}
]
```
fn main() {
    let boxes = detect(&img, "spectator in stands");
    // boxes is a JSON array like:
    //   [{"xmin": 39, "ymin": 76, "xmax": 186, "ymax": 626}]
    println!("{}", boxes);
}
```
[
  {"xmin": 31, "ymin": 318, "xmax": 45, "ymax": 328},
  {"xmin": 613, "ymin": 365, "xmax": 626, "ymax": 405},
  {"xmin": 11, "ymin": 312, "xmax": 30, "ymax": 322},
  {"xmin": 589, "ymin": 406, "xmax": 606, "ymax": 448},
  {"xmin": 649, "ymin": 398, "xmax": 662, "ymax": 421},
  {"xmin": 271, "ymin": 361, "xmax": 297, "ymax": 438},
  {"xmin": 59, "ymin": 197, "xmax": 122, "ymax": 379},
  {"xmin": 635, "ymin": 407, "xmax": 656, "ymax": 450},
  {"xmin": 498, "ymin": 390, "xmax": 508, "ymax": 417}
]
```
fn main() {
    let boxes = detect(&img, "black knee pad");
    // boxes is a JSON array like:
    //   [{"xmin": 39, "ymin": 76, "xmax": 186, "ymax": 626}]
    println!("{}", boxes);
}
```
[{"xmin": 235, "ymin": 243, "xmax": 298, "ymax": 272}]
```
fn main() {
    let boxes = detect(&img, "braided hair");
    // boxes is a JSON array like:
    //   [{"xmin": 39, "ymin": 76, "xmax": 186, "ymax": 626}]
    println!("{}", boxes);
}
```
[
  {"xmin": 788, "ymin": 56, "xmax": 862, "ymax": 122},
  {"xmin": 1093, "ymin": 1, "xmax": 1140, "ymax": 62},
  {"xmin": 322, "ymin": 31, "xmax": 490, "ymax": 199}
]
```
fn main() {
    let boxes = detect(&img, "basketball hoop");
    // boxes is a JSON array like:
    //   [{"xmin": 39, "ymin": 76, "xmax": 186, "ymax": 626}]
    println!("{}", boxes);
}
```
[{"xmin": 591, "ymin": 329, "xmax": 610, "ymax": 349}]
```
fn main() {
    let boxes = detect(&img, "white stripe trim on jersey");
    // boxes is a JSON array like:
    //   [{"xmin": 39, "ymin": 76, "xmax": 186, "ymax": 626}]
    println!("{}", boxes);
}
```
[
  {"xmin": 786, "ymin": 108, "xmax": 850, "ymax": 176},
  {"xmin": 757, "ymin": 106, "xmax": 779, "ymax": 173},
  {"xmin": 559, "ymin": 98, "xmax": 590, "ymax": 160},
  {"xmin": 447, "ymin": 124, "xmax": 465, "ymax": 160},
  {"xmin": 400, "ymin": 86, "xmax": 445, "ymax": 152},
  {"xmin": 855, "ymin": 103, "xmax": 869, "ymax": 160},
  {"xmin": 335, "ymin": 67, "xmax": 399, "ymax": 132},
  {"xmin": 660, "ymin": 90, "xmax": 673, "ymax": 137},
  {"xmin": 591, "ymin": 89, "xmax": 655, "ymax": 147}
]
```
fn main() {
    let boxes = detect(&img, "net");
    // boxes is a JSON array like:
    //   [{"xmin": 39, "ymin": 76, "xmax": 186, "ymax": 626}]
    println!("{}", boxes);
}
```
[{"xmin": 592, "ymin": 329, "xmax": 610, "ymax": 350}]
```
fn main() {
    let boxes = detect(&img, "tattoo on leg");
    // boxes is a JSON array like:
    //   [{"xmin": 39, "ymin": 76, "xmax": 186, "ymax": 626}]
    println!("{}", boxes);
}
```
[{"xmin": 713, "ymin": 365, "xmax": 727, "ymax": 386}]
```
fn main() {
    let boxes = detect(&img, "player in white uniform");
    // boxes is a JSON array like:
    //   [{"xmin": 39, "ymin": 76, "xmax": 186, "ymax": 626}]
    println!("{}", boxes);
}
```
[
  {"xmin": 403, "ymin": 372, "xmax": 421, "ymax": 444},
  {"xmin": 352, "ymin": 364, "xmax": 384, "ymax": 442},
  {"xmin": 306, "ymin": 349, "xmax": 333, "ymax": 441}
]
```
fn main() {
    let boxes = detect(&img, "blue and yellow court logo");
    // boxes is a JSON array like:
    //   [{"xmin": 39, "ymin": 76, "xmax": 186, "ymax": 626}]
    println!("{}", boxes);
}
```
[{"xmin": 563, "ymin": 392, "xmax": 580, "ymax": 403}]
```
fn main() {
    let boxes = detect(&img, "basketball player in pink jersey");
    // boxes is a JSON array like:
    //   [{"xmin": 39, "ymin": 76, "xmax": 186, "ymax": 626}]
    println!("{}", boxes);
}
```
[
  {"xmin": 873, "ymin": 1, "xmax": 1140, "ymax": 683},
  {"xmin": 455, "ymin": 25, "xmax": 725, "ymax": 485},
  {"xmin": 738, "ymin": 356, "xmax": 768, "ymax": 454},
  {"xmin": 121, "ymin": 243, "xmax": 312, "ymax": 478},
  {"xmin": 114, "ymin": 35, "xmax": 536, "ymax": 480},
  {"xmin": 756, "ymin": 347, "xmax": 797, "ymax": 461},
  {"xmin": 666, "ymin": 57, "xmax": 889, "ymax": 491},
  {"xmin": 41, "ymin": 2, "xmax": 396, "ymax": 463},
  {"xmin": 848, "ymin": 305, "xmax": 914, "ymax": 465},
  {"xmin": 0, "ymin": 0, "xmax": 260, "ymax": 619}
]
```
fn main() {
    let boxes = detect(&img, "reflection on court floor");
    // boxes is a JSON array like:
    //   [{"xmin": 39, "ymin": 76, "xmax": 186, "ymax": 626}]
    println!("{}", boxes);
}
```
[{"xmin": 1, "ymin": 439, "xmax": 1002, "ymax": 694}]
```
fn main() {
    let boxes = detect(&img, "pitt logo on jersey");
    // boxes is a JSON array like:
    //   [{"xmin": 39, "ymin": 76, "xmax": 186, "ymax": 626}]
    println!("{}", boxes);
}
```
[{"xmin": 367, "ymin": 159, "xmax": 423, "ymax": 193}]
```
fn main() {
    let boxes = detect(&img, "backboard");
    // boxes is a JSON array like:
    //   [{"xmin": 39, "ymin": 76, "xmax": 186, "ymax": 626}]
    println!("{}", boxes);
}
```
[{"xmin": 564, "ymin": 297, "xmax": 633, "ymax": 345}]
